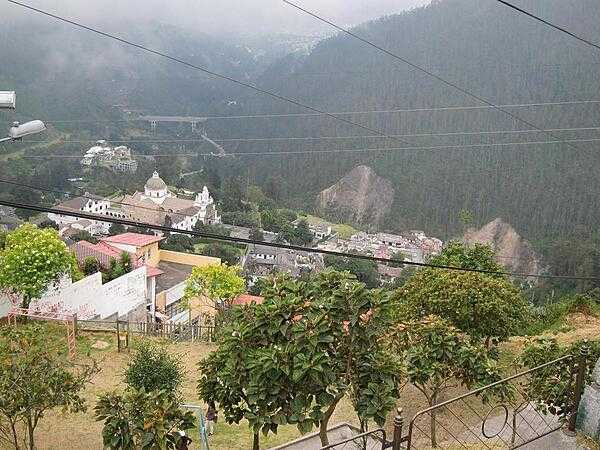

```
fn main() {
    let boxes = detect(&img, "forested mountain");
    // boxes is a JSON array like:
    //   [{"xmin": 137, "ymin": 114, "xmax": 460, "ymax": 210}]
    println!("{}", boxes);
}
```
[{"xmin": 203, "ymin": 0, "xmax": 600, "ymax": 244}]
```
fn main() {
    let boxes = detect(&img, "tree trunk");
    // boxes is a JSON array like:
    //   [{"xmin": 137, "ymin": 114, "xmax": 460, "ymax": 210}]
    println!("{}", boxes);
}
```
[
  {"xmin": 252, "ymin": 431, "xmax": 259, "ymax": 450},
  {"xmin": 430, "ymin": 392, "xmax": 439, "ymax": 448},
  {"xmin": 10, "ymin": 420, "xmax": 20, "ymax": 450},
  {"xmin": 319, "ymin": 395, "xmax": 343, "ymax": 447},
  {"xmin": 26, "ymin": 417, "xmax": 35, "ymax": 450}
]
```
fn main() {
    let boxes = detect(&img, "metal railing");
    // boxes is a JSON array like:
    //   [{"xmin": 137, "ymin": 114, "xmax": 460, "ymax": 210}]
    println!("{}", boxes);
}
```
[
  {"xmin": 320, "ymin": 428, "xmax": 389, "ymax": 450},
  {"xmin": 401, "ymin": 348, "xmax": 588, "ymax": 449},
  {"xmin": 76, "ymin": 319, "xmax": 217, "ymax": 342}
]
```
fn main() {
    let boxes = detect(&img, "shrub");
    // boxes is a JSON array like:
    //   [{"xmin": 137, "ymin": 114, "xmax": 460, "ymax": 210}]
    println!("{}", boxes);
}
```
[{"xmin": 124, "ymin": 342, "xmax": 184, "ymax": 396}]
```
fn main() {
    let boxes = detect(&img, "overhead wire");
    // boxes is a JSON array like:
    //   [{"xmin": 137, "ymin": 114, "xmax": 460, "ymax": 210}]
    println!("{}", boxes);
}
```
[
  {"xmin": 281, "ymin": 0, "xmax": 593, "ymax": 154},
  {"xmin": 494, "ymin": 0, "xmax": 600, "ymax": 52},
  {"xmin": 4, "ymin": 0, "xmax": 410, "ymax": 147},
  {"xmin": 14, "ymin": 137, "xmax": 600, "ymax": 159},
  {"xmin": 0, "ymin": 198, "xmax": 597, "ymax": 282}
]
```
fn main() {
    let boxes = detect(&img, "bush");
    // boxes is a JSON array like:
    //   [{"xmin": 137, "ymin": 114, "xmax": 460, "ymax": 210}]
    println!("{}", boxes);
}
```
[
  {"xmin": 526, "ymin": 294, "xmax": 600, "ymax": 335},
  {"xmin": 124, "ymin": 342, "xmax": 183, "ymax": 396},
  {"xmin": 82, "ymin": 257, "xmax": 101, "ymax": 275}
]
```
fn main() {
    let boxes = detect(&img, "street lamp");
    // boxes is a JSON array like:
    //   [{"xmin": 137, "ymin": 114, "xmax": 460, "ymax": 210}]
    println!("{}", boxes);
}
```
[{"xmin": 0, "ymin": 91, "xmax": 47, "ymax": 143}]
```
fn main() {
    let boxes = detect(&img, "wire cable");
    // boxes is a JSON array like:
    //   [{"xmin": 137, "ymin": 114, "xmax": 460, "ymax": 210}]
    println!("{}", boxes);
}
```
[
  {"xmin": 4, "ymin": 0, "xmax": 409, "ymax": 147},
  {"xmin": 1, "ymin": 198, "xmax": 597, "ymax": 281},
  {"xmin": 16, "ymin": 137, "xmax": 600, "ymax": 159},
  {"xmin": 494, "ymin": 0, "xmax": 600, "ymax": 52},
  {"xmin": 281, "ymin": 0, "xmax": 591, "ymax": 154},
  {"xmin": 6, "ymin": 100, "xmax": 600, "ymax": 124}
]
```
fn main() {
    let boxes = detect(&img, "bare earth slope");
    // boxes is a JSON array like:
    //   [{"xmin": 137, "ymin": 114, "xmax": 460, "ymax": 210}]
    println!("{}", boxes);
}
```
[{"xmin": 316, "ymin": 165, "xmax": 394, "ymax": 231}]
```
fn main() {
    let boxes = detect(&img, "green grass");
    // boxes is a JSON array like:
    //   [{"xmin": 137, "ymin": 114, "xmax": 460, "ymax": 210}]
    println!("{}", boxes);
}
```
[
  {"xmin": 525, "ymin": 295, "xmax": 600, "ymax": 336},
  {"xmin": 299, "ymin": 214, "xmax": 359, "ymax": 239}
]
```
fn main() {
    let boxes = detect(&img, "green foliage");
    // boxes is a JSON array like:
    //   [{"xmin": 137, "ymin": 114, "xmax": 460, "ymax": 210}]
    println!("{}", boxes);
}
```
[
  {"xmin": 458, "ymin": 209, "xmax": 474, "ymax": 230},
  {"xmin": 69, "ymin": 230, "xmax": 98, "ymax": 244},
  {"xmin": 428, "ymin": 241, "xmax": 504, "ymax": 275},
  {"xmin": 38, "ymin": 219, "xmax": 59, "ymax": 230},
  {"xmin": 324, "ymin": 255, "xmax": 380, "ymax": 288},
  {"xmin": 526, "ymin": 294, "xmax": 600, "ymax": 335},
  {"xmin": 396, "ymin": 269, "xmax": 529, "ymax": 345},
  {"xmin": 184, "ymin": 263, "xmax": 245, "ymax": 308},
  {"xmin": 249, "ymin": 227, "xmax": 264, "ymax": 241},
  {"xmin": 124, "ymin": 342, "xmax": 184, "ymax": 396},
  {"xmin": 0, "ymin": 324, "xmax": 97, "ymax": 450},
  {"xmin": 105, "ymin": 252, "xmax": 134, "ymax": 282},
  {"xmin": 221, "ymin": 211, "xmax": 260, "ymax": 228},
  {"xmin": 108, "ymin": 223, "xmax": 127, "ymax": 236},
  {"xmin": 0, "ymin": 224, "xmax": 82, "ymax": 305},
  {"xmin": 82, "ymin": 256, "xmax": 101, "ymax": 275},
  {"xmin": 202, "ymin": 243, "xmax": 241, "ymax": 265},
  {"xmin": 0, "ymin": 231, "xmax": 6, "ymax": 251},
  {"xmin": 390, "ymin": 315, "xmax": 509, "ymax": 447},
  {"xmin": 95, "ymin": 388, "xmax": 196, "ymax": 450},
  {"xmin": 520, "ymin": 338, "xmax": 600, "ymax": 421},
  {"xmin": 160, "ymin": 235, "xmax": 196, "ymax": 253},
  {"xmin": 198, "ymin": 271, "xmax": 400, "ymax": 447},
  {"xmin": 278, "ymin": 220, "xmax": 313, "ymax": 246},
  {"xmin": 193, "ymin": 221, "xmax": 231, "ymax": 237},
  {"xmin": 260, "ymin": 209, "xmax": 297, "ymax": 233}
]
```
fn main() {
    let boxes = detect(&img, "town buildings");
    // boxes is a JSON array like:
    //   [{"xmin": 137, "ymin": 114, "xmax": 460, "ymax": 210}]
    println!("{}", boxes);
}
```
[
  {"xmin": 80, "ymin": 140, "xmax": 138, "ymax": 173},
  {"xmin": 242, "ymin": 244, "xmax": 324, "ymax": 284},
  {"xmin": 49, "ymin": 171, "xmax": 221, "ymax": 235}
]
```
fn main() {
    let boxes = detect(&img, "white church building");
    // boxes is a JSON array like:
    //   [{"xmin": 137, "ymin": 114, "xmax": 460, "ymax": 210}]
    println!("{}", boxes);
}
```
[{"xmin": 50, "ymin": 171, "xmax": 220, "ymax": 235}]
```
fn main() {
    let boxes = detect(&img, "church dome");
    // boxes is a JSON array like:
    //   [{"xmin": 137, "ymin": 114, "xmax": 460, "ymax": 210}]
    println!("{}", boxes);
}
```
[{"xmin": 145, "ymin": 171, "xmax": 167, "ymax": 190}]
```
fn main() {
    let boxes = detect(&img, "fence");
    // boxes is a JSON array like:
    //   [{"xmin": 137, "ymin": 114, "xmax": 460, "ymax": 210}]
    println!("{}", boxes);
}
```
[
  {"xmin": 77, "ymin": 319, "xmax": 217, "ymax": 342},
  {"xmin": 320, "ymin": 429, "xmax": 389, "ymax": 450},
  {"xmin": 323, "ymin": 347, "xmax": 589, "ymax": 450}
]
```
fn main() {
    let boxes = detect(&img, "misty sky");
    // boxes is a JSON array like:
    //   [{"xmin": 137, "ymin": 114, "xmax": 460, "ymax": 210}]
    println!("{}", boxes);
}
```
[{"xmin": 4, "ymin": 0, "xmax": 431, "ymax": 35}]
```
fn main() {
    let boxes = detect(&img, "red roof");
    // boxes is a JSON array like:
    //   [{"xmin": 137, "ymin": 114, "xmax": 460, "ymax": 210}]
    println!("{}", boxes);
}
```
[
  {"xmin": 232, "ymin": 294, "xmax": 264, "ymax": 306},
  {"xmin": 71, "ymin": 241, "xmax": 162, "ymax": 277},
  {"xmin": 102, "ymin": 233, "xmax": 164, "ymax": 247}
]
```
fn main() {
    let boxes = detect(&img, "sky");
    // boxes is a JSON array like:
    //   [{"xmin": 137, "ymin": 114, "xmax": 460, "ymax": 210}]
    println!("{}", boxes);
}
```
[{"xmin": 4, "ymin": 0, "xmax": 431, "ymax": 35}]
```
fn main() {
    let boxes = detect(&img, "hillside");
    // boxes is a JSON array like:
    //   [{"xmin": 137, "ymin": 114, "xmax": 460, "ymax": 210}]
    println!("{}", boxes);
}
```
[{"xmin": 204, "ymin": 0, "xmax": 600, "ymax": 243}]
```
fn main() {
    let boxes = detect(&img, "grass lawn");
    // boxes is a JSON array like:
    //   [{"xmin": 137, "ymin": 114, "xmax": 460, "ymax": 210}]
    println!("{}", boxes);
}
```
[{"xmin": 299, "ymin": 214, "xmax": 358, "ymax": 239}]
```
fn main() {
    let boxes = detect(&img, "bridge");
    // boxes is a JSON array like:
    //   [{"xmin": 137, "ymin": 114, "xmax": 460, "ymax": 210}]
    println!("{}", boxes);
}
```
[{"xmin": 139, "ymin": 115, "xmax": 208, "ymax": 132}]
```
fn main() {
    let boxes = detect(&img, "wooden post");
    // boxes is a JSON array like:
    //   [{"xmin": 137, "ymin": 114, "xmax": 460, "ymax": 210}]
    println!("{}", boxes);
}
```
[
  {"xmin": 568, "ymin": 344, "xmax": 589, "ymax": 432},
  {"xmin": 73, "ymin": 313, "xmax": 78, "ymax": 338},
  {"xmin": 116, "ymin": 320, "xmax": 121, "ymax": 353},
  {"xmin": 126, "ymin": 320, "xmax": 130, "ymax": 352}
]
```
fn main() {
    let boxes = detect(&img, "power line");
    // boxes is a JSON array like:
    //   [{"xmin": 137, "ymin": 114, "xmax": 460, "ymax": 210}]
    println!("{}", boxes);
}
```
[
  {"xmin": 4, "ymin": 0, "xmax": 410, "ymax": 147},
  {"xmin": 494, "ymin": 0, "xmax": 600, "ymax": 52},
  {"xmin": 6, "ymin": 100, "xmax": 600, "ymax": 124},
  {"xmin": 16, "ymin": 137, "xmax": 600, "ymax": 159},
  {"xmin": 281, "ymin": 0, "xmax": 590, "ymax": 154},
  {"xmin": 17, "ymin": 124, "xmax": 600, "ymax": 145},
  {"xmin": 1, "ymin": 197, "xmax": 597, "ymax": 282}
]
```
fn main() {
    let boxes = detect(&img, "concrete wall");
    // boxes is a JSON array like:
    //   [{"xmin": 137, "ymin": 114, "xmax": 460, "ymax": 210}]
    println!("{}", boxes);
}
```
[
  {"xmin": 159, "ymin": 250, "xmax": 220, "ymax": 267},
  {"xmin": 29, "ymin": 267, "xmax": 147, "ymax": 320}
]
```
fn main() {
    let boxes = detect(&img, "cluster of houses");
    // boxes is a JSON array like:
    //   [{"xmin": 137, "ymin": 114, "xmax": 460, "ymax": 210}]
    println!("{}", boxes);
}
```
[
  {"xmin": 80, "ymin": 140, "xmax": 138, "ymax": 173},
  {"xmin": 48, "ymin": 171, "xmax": 221, "ymax": 238}
]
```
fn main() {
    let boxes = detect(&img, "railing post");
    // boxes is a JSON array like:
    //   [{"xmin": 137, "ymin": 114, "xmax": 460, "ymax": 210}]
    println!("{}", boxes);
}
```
[
  {"xmin": 392, "ymin": 408, "xmax": 404, "ymax": 450},
  {"xmin": 568, "ymin": 343, "xmax": 589, "ymax": 432}
]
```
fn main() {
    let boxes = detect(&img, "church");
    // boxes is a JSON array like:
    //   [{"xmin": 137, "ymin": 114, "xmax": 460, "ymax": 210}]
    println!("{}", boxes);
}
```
[{"xmin": 50, "ymin": 171, "xmax": 220, "ymax": 234}]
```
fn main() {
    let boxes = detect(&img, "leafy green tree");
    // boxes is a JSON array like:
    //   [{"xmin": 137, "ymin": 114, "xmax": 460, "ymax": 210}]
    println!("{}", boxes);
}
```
[
  {"xmin": 249, "ymin": 227, "xmax": 264, "ymax": 241},
  {"xmin": 0, "ymin": 324, "xmax": 97, "ymax": 450},
  {"xmin": 82, "ymin": 256, "xmax": 101, "ymax": 275},
  {"xmin": 458, "ymin": 209, "xmax": 474, "ymax": 231},
  {"xmin": 278, "ymin": 220, "xmax": 314, "ymax": 246},
  {"xmin": 193, "ymin": 221, "xmax": 231, "ymax": 237},
  {"xmin": 520, "ymin": 337, "xmax": 600, "ymax": 422},
  {"xmin": 184, "ymin": 263, "xmax": 245, "ymax": 310},
  {"xmin": 95, "ymin": 389, "xmax": 196, "ymax": 450},
  {"xmin": 198, "ymin": 271, "xmax": 400, "ymax": 448},
  {"xmin": 395, "ymin": 269, "xmax": 529, "ymax": 346},
  {"xmin": 70, "ymin": 230, "xmax": 98, "ymax": 244},
  {"xmin": 221, "ymin": 211, "xmax": 260, "ymax": 228},
  {"xmin": 203, "ymin": 242, "xmax": 241, "ymax": 265},
  {"xmin": 428, "ymin": 241, "xmax": 504, "ymax": 274},
  {"xmin": 119, "ymin": 252, "xmax": 133, "ymax": 273},
  {"xmin": 38, "ymin": 219, "xmax": 58, "ymax": 230},
  {"xmin": 160, "ymin": 235, "xmax": 195, "ymax": 252},
  {"xmin": 390, "ymin": 316, "xmax": 508, "ymax": 447},
  {"xmin": 124, "ymin": 342, "xmax": 183, "ymax": 397},
  {"xmin": 108, "ymin": 223, "xmax": 126, "ymax": 236},
  {"xmin": 0, "ymin": 224, "xmax": 82, "ymax": 306},
  {"xmin": 324, "ymin": 255, "xmax": 380, "ymax": 288}
]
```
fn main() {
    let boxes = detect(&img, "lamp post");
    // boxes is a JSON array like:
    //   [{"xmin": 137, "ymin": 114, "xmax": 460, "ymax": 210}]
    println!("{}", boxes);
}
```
[{"xmin": 0, "ymin": 91, "xmax": 47, "ymax": 143}]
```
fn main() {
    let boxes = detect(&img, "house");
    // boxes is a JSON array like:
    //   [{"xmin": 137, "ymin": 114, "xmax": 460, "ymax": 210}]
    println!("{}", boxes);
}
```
[
  {"xmin": 81, "ymin": 140, "xmax": 138, "ymax": 173},
  {"xmin": 69, "ymin": 232, "xmax": 221, "ymax": 323},
  {"xmin": 48, "ymin": 195, "xmax": 112, "ymax": 235},
  {"xmin": 242, "ymin": 244, "xmax": 324, "ymax": 284},
  {"xmin": 310, "ymin": 224, "xmax": 333, "ymax": 240}
]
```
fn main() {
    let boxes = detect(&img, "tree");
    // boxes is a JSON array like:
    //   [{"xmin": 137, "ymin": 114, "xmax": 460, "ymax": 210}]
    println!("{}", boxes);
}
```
[
  {"xmin": 221, "ymin": 211, "xmax": 260, "ymax": 228},
  {"xmin": 390, "ymin": 316, "xmax": 509, "ymax": 447},
  {"xmin": 395, "ymin": 269, "xmax": 529, "ymax": 346},
  {"xmin": 82, "ymin": 256, "xmax": 101, "ymax": 275},
  {"xmin": 458, "ymin": 209, "xmax": 474, "ymax": 232},
  {"xmin": 249, "ymin": 227, "xmax": 264, "ymax": 241},
  {"xmin": 203, "ymin": 242, "xmax": 240, "ymax": 265},
  {"xmin": 184, "ymin": 263, "xmax": 245, "ymax": 310},
  {"xmin": 124, "ymin": 342, "xmax": 183, "ymax": 397},
  {"xmin": 70, "ymin": 230, "xmax": 98, "ymax": 244},
  {"xmin": 278, "ymin": 220, "xmax": 313, "ymax": 246},
  {"xmin": 324, "ymin": 255, "xmax": 380, "ymax": 288},
  {"xmin": 95, "ymin": 389, "xmax": 196, "ymax": 450},
  {"xmin": 38, "ymin": 219, "xmax": 58, "ymax": 230},
  {"xmin": 0, "ymin": 224, "xmax": 82, "ymax": 307},
  {"xmin": 160, "ymin": 235, "xmax": 195, "ymax": 252},
  {"xmin": 520, "ymin": 337, "xmax": 600, "ymax": 422},
  {"xmin": 0, "ymin": 324, "xmax": 97, "ymax": 450},
  {"xmin": 108, "ymin": 223, "xmax": 126, "ymax": 236},
  {"xmin": 198, "ymin": 271, "xmax": 401, "ymax": 448},
  {"xmin": 428, "ymin": 240, "xmax": 504, "ymax": 274}
]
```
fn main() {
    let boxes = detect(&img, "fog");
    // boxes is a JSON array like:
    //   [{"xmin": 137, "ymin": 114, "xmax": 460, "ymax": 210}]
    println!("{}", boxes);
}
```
[{"xmin": 4, "ymin": 0, "xmax": 431, "ymax": 35}]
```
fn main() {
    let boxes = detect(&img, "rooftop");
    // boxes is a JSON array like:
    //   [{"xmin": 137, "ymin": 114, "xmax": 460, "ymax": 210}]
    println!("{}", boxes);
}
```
[
  {"xmin": 156, "ymin": 261, "xmax": 194, "ymax": 292},
  {"xmin": 232, "ymin": 294, "xmax": 264, "ymax": 306},
  {"xmin": 102, "ymin": 232, "xmax": 164, "ymax": 247}
]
